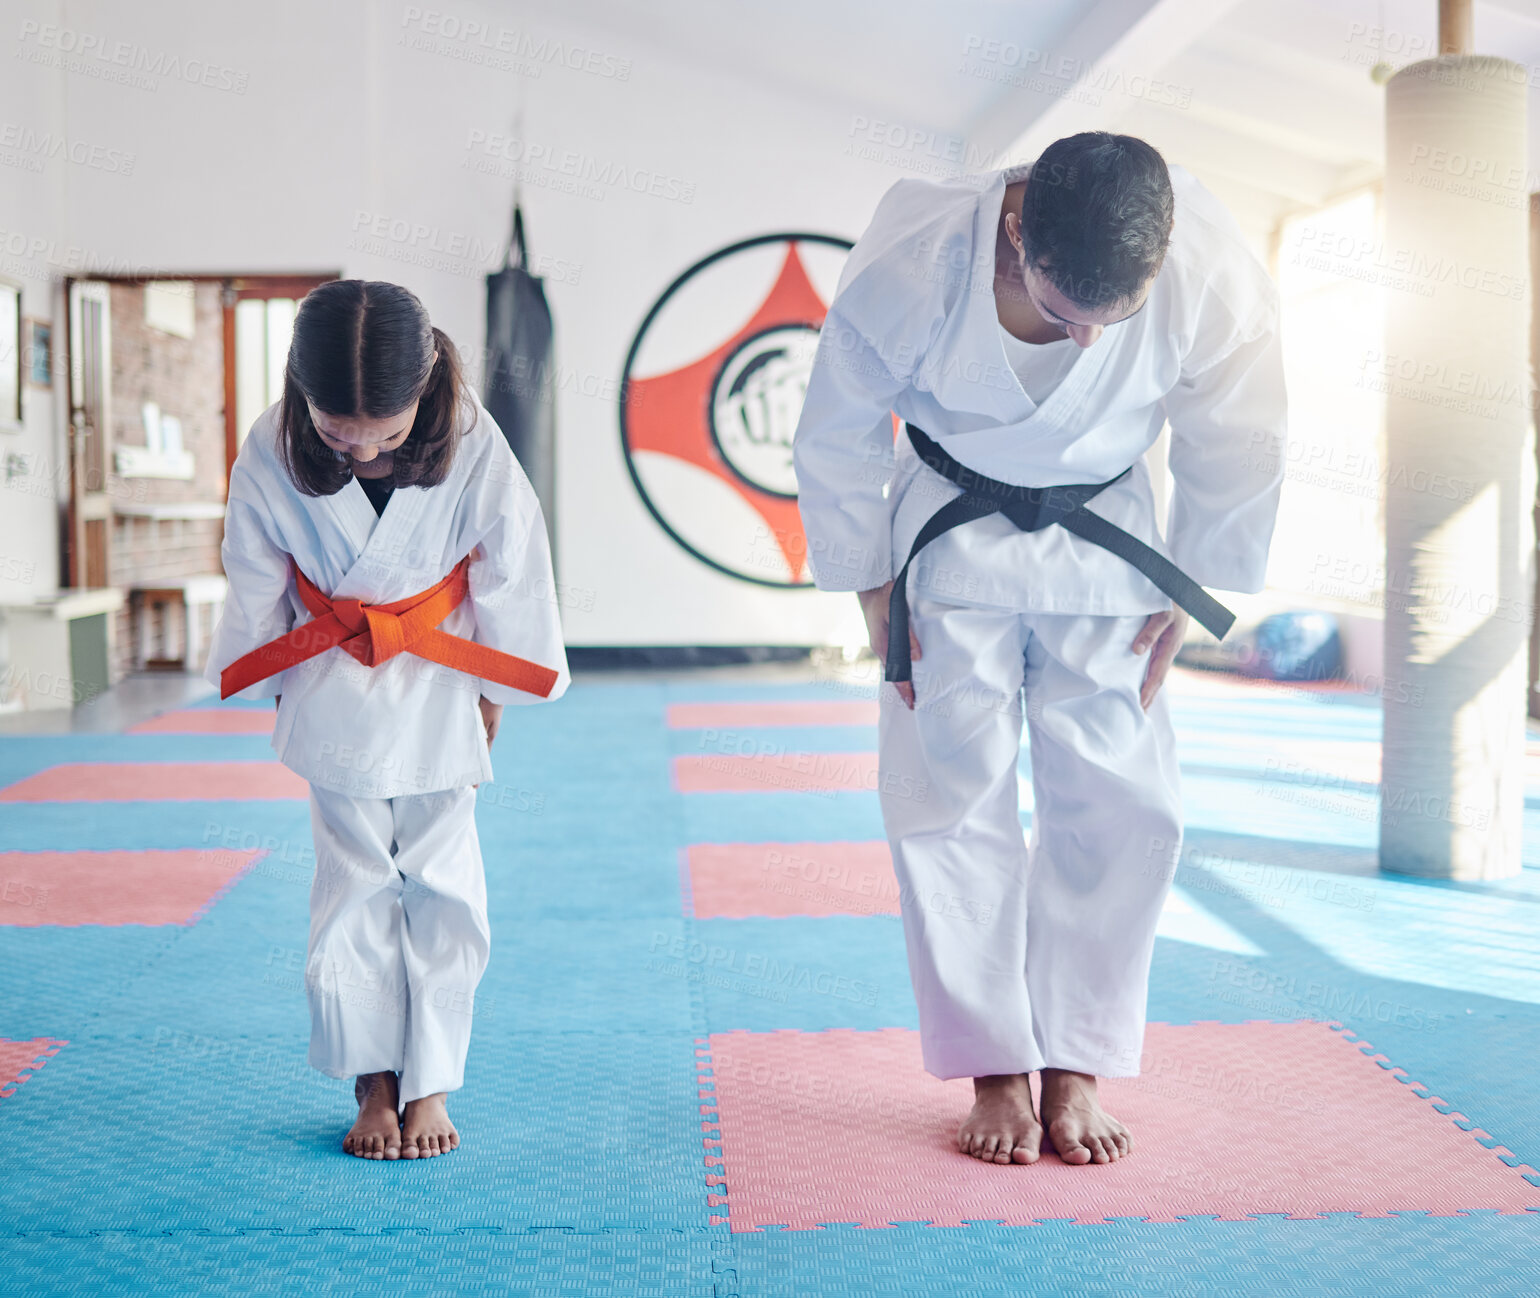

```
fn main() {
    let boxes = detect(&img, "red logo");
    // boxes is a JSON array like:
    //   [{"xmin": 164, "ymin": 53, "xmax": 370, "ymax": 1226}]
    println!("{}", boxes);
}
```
[{"xmin": 620, "ymin": 234, "xmax": 853, "ymax": 587}]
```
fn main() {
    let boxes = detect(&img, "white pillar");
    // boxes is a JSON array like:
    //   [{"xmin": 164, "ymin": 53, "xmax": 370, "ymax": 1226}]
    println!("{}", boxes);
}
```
[{"xmin": 1380, "ymin": 55, "xmax": 1533, "ymax": 879}]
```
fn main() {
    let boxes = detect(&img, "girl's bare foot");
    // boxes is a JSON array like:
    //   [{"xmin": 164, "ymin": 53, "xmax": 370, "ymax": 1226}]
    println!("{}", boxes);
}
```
[
  {"xmin": 1039, "ymin": 1067, "xmax": 1131, "ymax": 1164},
  {"xmin": 343, "ymin": 1071, "xmax": 402, "ymax": 1160},
  {"xmin": 401, "ymin": 1092, "xmax": 459, "ymax": 1159},
  {"xmin": 958, "ymin": 1074, "xmax": 1042, "ymax": 1165}
]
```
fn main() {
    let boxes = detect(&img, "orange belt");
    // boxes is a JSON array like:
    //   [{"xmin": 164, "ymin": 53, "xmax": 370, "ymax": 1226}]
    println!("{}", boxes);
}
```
[{"xmin": 219, "ymin": 555, "xmax": 560, "ymax": 701}]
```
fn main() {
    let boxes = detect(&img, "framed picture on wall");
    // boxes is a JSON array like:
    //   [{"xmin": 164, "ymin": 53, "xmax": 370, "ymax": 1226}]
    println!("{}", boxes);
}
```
[
  {"xmin": 0, "ymin": 281, "xmax": 19, "ymax": 428},
  {"xmin": 27, "ymin": 320, "xmax": 51, "ymax": 388}
]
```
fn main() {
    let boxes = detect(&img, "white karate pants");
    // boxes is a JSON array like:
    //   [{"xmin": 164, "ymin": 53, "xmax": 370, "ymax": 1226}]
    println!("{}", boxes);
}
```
[
  {"xmin": 879, "ymin": 593, "xmax": 1183, "ymax": 1081},
  {"xmin": 305, "ymin": 784, "xmax": 490, "ymax": 1104}
]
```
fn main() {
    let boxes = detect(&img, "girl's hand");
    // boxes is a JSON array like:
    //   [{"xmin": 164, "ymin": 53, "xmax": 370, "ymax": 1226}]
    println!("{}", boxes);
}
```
[
  {"xmin": 1133, "ymin": 606, "xmax": 1188, "ymax": 710},
  {"xmin": 478, "ymin": 696, "xmax": 504, "ymax": 747}
]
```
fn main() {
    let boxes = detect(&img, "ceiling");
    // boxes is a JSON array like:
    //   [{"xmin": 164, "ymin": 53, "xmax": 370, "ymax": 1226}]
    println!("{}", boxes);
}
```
[{"xmin": 517, "ymin": 0, "xmax": 1540, "ymax": 237}]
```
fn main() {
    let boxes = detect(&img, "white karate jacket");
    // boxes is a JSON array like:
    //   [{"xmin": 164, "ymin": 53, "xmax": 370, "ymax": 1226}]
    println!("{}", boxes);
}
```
[
  {"xmin": 792, "ymin": 162, "xmax": 1287, "ymax": 615},
  {"xmin": 206, "ymin": 394, "xmax": 570, "ymax": 798}
]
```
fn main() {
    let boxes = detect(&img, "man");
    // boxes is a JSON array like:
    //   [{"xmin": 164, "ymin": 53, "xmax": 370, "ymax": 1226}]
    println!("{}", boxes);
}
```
[{"xmin": 792, "ymin": 133, "xmax": 1285, "ymax": 1166}]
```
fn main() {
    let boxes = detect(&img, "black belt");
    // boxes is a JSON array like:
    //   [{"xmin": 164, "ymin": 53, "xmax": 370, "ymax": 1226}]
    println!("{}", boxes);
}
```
[{"xmin": 884, "ymin": 424, "xmax": 1235, "ymax": 682}]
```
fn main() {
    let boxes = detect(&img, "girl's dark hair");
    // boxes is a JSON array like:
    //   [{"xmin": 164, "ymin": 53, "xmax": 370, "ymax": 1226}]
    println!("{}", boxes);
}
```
[
  {"xmin": 1020, "ymin": 132, "xmax": 1173, "ymax": 312},
  {"xmin": 277, "ymin": 279, "xmax": 470, "ymax": 495}
]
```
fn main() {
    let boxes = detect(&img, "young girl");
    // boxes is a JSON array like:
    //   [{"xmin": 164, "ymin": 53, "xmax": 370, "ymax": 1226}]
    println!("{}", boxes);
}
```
[{"xmin": 207, "ymin": 280, "xmax": 569, "ymax": 1161}]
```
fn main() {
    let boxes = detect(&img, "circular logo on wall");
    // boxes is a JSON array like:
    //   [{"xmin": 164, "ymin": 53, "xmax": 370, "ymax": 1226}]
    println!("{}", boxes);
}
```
[{"xmin": 619, "ymin": 233, "xmax": 854, "ymax": 587}]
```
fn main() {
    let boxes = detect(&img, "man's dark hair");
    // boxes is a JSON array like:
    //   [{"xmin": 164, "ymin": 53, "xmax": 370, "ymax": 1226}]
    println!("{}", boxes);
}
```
[
  {"xmin": 1019, "ymin": 132, "xmax": 1173, "ymax": 312},
  {"xmin": 277, "ymin": 279, "xmax": 469, "ymax": 496}
]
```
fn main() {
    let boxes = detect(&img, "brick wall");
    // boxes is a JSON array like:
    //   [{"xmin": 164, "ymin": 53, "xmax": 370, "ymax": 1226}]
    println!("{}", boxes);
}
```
[{"xmin": 106, "ymin": 281, "xmax": 228, "ymax": 677}]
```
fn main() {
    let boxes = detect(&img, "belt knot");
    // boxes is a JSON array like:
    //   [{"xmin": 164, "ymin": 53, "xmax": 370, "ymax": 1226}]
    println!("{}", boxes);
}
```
[
  {"xmin": 329, "ymin": 597, "xmax": 408, "ymax": 665},
  {"xmin": 330, "ymin": 597, "xmax": 365, "ymax": 631}
]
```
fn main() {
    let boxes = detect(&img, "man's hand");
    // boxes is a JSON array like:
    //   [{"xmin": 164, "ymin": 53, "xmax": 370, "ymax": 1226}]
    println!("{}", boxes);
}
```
[
  {"xmin": 478, "ymin": 696, "xmax": 504, "ymax": 747},
  {"xmin": 858, "ymin": 581, "xmax": 921, "ymax": 710},
  {"xmin": 1133, "ymin": 606, "xmax": 1188, "ymax": 710}
]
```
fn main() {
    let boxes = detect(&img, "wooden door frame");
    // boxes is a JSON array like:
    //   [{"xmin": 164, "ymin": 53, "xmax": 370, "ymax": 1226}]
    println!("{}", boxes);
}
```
[
  {"xmin": 61, "ymin": 278, "xmax": 112, "ymax": 589},
  {"xmin": 220, "ymin": 275, "xmax": 338, "ymax": 487},
  {"xmin": 56, "ymin": 271, "xmax": 338, "ymax": 586}
]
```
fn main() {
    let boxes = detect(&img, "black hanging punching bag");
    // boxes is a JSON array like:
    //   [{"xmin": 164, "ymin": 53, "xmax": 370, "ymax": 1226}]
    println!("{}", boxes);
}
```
[{"xmin": 484, "ymin": 206, "xmax": 557, "ymax": 567}]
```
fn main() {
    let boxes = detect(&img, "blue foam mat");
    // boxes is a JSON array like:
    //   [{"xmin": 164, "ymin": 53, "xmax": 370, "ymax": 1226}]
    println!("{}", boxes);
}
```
[
  {"xmin": 3, "ymin": 672, "xmax": 1540, "ymax": 1296},
  {"xmin": 0, "ymin": 1232, "xmax": 718, "ymax": 1298},
  {"xmin": 6, "ymin": 1030, "xmax": 708, "ymax": 1236}
]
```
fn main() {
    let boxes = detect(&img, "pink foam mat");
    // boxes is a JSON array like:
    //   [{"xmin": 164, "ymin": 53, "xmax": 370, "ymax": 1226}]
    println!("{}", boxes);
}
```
[
  {"xmin": 0, "ymin": 1038, "xmax": 67, "ymax": 1099},
  {"xmin": 0, "ymin": 849, "xmax": 261, "ymax": 926},
  {"xmin": 0, "ymin": 761, "xmax": 307, "ymax": 802},
  {"xmin": 687, "ymin": 842, "xmax": 897, "ymax": 918},
  {"xmin": 668, "ymin": 701, "xmax": 879, "ymax": 729},
  {"xmin": 675, "ymin": 752, "xmax": 879, "ymax": 795},
  {"xmin": 129, "ymin": 709, "xmax": 275, "ymax": 735},
  {"xmin": 703, "ymin": 1023, "xmax": 1540, "ymax": 1229}
]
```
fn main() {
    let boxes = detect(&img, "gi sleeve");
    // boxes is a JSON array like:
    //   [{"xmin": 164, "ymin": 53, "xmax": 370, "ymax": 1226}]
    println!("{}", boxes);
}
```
[
  {"xmin": 1162, "ymin": 295, "xmax": 1287, "ymax": 595},
  {"xmin": 465, "ymin": 443, "xmax": 571, "ymax": 706},
  {"xmin": 203, "ymin": 464, "xmax": 297, "ymax": 700},
  {"xmin": 791, "ymin": 307, "xmax": 909, "ymax": 592}
]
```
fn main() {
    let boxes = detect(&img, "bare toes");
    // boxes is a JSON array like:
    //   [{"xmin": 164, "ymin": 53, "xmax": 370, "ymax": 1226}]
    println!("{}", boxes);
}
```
[{"xmin": 1061, "ymin": 1138, "xmax": 1091, "ymax": 1164}]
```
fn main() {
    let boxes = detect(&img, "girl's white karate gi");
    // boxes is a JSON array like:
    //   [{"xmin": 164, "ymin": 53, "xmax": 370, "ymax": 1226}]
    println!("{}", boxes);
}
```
[
  {"xmin": 206, "ymin": 395, "xmax": 569, "ymax": 1102},
  {"xmin": 793, "ymin": 163, "xmax": 1287, "ymax": 1081}
]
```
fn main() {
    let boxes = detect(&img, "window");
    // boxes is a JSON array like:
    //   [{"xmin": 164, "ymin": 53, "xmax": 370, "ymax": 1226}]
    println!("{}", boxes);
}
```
[
  {"xmin": 234, "ymin": 297, "xmax": 297, "ymax": 444},
  {"xmin": 1268, "ymin": 189, "xmax": 1385, "ymax": 611}
]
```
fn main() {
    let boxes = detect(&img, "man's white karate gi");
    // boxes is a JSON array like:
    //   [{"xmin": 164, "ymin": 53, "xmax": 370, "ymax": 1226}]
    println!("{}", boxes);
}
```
[{"xmin": 794, "ymin": 158, "xmax": 1285, "ymax": 1085}]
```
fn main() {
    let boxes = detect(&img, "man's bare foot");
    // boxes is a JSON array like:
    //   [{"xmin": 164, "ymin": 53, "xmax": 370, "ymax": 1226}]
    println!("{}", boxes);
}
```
[
  {"xmin": 343, "ymin": 1071, "xmax": 402, "ymax": 1160},
  {"xmin": 400, "ymin": 1092, "xmax": 459, "ymax": 1159},
  {"xmin": 1039, "ymin": 1067, "xmax": 1130, "ymax": 1165},
  {"xmin": 958, "ymin": 1074, "xmax": 1042, "ymax": 1165}
]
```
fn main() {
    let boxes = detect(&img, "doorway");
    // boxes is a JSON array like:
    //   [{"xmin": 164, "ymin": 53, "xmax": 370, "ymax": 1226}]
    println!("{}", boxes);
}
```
[{"xmin": 59, "ymin": 272, "xmax": 336, "ymax": 680}]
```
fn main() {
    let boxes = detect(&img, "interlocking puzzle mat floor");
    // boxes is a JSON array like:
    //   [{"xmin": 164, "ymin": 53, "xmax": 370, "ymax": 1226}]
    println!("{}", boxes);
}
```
[{"xmin": 2, "ymin": 665, "xmax": 1538, "ymax": 1295}]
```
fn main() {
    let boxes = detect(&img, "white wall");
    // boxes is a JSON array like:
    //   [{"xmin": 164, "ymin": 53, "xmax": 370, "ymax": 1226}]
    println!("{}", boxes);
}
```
[
  {"xmin": 8, "ymin": 0, "xmax": 1010, "ymax": 646},
  {"xmin": 0, "ymin": 0, "xmax": 71, "ymax": 602},
  {"xmin": 3, "ymin": 0, "xmax": 1351, "ymax": 648}
]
